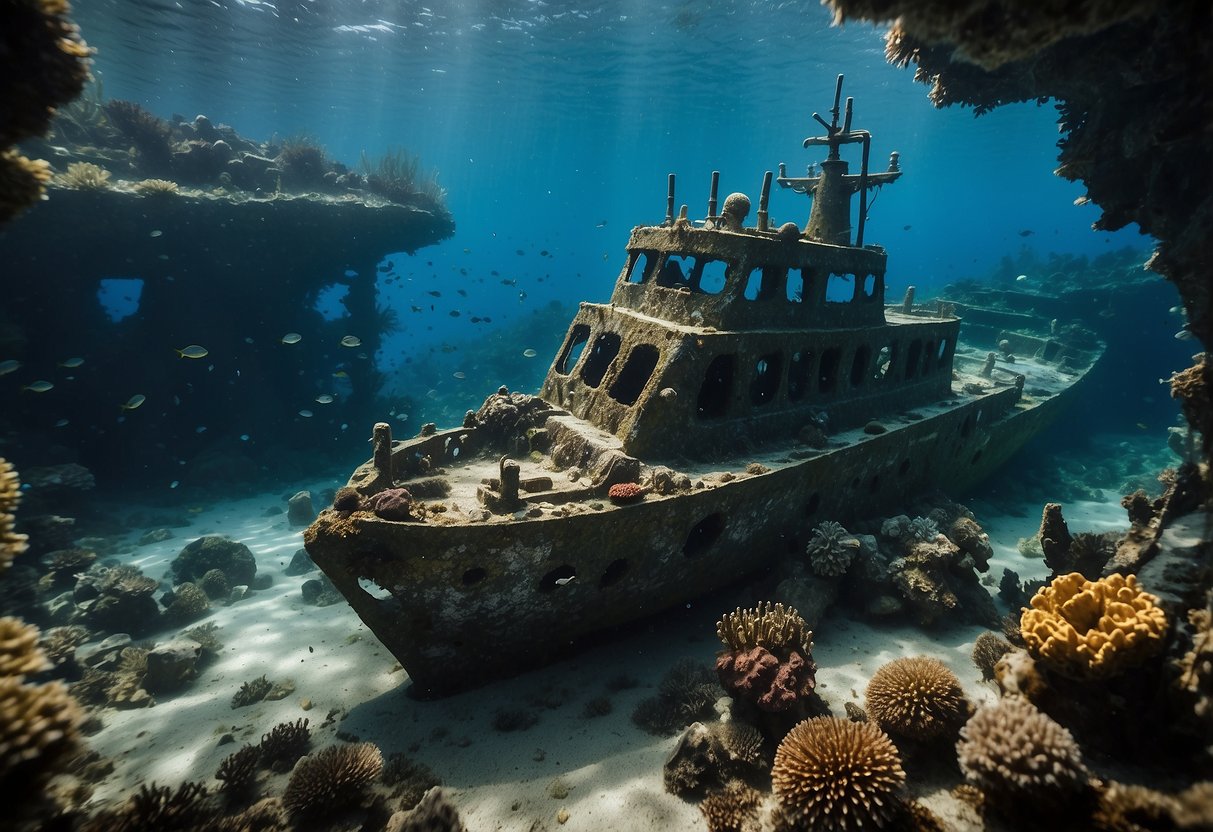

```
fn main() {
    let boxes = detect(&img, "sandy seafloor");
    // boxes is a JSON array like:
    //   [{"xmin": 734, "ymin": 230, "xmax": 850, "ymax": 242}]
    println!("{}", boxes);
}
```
[{"xmin": 77, "ymin": 469, "xmax": 1142, "ymax": 831}]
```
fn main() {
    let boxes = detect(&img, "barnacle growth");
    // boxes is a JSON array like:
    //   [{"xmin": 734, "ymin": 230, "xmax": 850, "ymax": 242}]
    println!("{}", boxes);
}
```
[
  {"xmin": 957, "ymin": 695, "xmax": 1089, "ymax": 802},
  {"xmin": 717, "ymin": 601, "xmax": 813, "ymax": 655},
  {"xmin": 1020, "ymin": 572, "xmax": 1168, "ymax": 679},
  {"xmin": 865, "ymin": 656, "xmax": 969, "ymax": 741},
  {"xmin": 772, "ymin": 716, "xmax": 905, "ymax": 832}
]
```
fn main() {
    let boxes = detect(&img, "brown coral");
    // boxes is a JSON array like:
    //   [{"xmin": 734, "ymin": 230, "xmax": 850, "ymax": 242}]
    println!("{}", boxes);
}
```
[
  {"xmin": 259, "ymin": 717, "xmax": 310, "ymax": 770},
  {"xmin": 865, "ymin": 656, "xmax": 969, "ymax": 741},
  {"xmin": 0, "ymin": 617, "xmax": 50, "ymax": 678},
  {"xmin": 971, "ymin": 632, "xmax": 1014, "ymax": 682},
  {"xmin": 957, "ymin": 695, "xmax": 1089, "ymax": 801},
  {"xmin": 215, "ymin": 745, "xmax": 259, "ymax": 801},
  {"xmin": 1021, "ymin": 572, "xmax": 1168, "ymax": 679},
  {"xmin": 772, "ymin": 716, "xmax": 905, "ymax": 832},
  {"xmin": 282, "ymin": 742, "xmax": 383, "ymax": 818},
  {"xmin": 0, "ymin": 458, "xmax": 28, "ymax": 573},
  {"xmin": 700, "ymin": 780, "xmax": 764, "ymax": 832},
  {"xmin": 0, "ymin": 676, "xmax": 82, "ymax": 793}
]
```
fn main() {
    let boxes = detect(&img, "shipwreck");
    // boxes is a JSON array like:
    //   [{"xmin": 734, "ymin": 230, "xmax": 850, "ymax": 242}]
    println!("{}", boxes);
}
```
[{"xmin": 304, "ymin": 76, "xmax": 1102, "ymax": 697}]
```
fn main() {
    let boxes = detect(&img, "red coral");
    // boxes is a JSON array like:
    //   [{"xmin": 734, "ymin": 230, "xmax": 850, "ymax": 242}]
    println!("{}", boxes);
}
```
[
  {"xmin": 716, "ymin": 646, "xmax": 816, "ymax": 713},
  {"xmin": 368, "ymin": 488, "xmax": 414, "ymax": 521},
  {"xmin": 607, "ymin": 482, "xmax": 645, "ymax": 504}
]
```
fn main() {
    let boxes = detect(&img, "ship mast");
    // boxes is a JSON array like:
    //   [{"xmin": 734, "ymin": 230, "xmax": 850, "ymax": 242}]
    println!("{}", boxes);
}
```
[{"xmin": 777, "ymin": 74, "xmax": 901, "ymax": 248}]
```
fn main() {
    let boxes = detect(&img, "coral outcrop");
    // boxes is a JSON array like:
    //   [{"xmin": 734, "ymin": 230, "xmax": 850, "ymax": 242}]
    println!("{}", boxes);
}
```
[
  {"xmin": 772, "ymin": 716, "xmax": 905, "ymax": 832},
  {"xmin": 957, "ymin": 696, "xmax": 1090, "ymax": 808},
  {"xmin": 369, "ymin": 488, "xmax": 415, "ymax": 521},
  {"xmin": 716, "ymin": 602, "xmax": 816, "ymax": 714},
  {"xmin": 663, "ymin": 720, "xmax": 767, "ymax": 798},
  {"xmin": 0, "ymin": 0, "xmax": 91, "ymax": 222},
  {"xmin": 864, "ymin": 656, "xmax": 968, "ymax": 742},
  {"xmin": 0, "ymin": 459, "xmax": 28, "ymax": 573},
  {"xmin": 283, "ymin": 742, "xmax": 383, "ymax": 818},
  {"xmin": 699, "ymin": 780, "xmax": 764, "ymax": 832},
  {"xmin": 805, "ymin": 520, "xmax": 860, "ymax": 577},
  {"xmin": 1021, "ymin": 572, "xmax": 1168, "ymax": 679},
  {"xmin": 171, "ymin": 536, "xmax": 257, "ymax": 588}
]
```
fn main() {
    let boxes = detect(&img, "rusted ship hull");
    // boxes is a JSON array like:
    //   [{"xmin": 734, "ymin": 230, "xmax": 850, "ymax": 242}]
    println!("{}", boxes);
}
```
[{"xmin": 304, "ymin": 360, "xmax": 1090, "ymax": 698}]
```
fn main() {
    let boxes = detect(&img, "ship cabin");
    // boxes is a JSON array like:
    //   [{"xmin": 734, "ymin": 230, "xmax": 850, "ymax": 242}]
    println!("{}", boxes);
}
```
[{"xmin": 538, "ymin": 223, "xmax": 959, "ymax": 460}]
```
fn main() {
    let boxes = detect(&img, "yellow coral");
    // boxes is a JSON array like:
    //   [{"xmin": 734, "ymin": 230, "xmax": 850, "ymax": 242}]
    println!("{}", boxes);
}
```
[
  {"xmin": 716, "ymin": 601, "xmax": 813, "ymax": 655},
  {"xmin": 0, "ymin": 458, "xmax": 28, "ymax": 574},
  {"xmin": 0, "ymin": 618, "xmax": 50, "ymax": 679},
  {"xmin": 1021, "ymin": 572, "xmax": 1167, "ymax": 679},
  {"xmin": 58, "ymin": 161, "xmax": 110, "ymax": 189}
]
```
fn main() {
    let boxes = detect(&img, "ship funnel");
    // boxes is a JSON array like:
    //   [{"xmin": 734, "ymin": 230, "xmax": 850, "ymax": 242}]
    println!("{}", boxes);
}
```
[{"xmin": 665, "ymin": 173, "xmax": 675, "ymax": 225}]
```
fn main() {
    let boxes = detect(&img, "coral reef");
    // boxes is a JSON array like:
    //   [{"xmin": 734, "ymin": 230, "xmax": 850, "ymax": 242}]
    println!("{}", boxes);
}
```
[
  {"xmin": 700, "ymin": 780, "xmax": 763, "ymax": 832},
  {"xmin": 259, "ymin": 717, "xmax": 310, "ymax": 771},
  {"xmin": 231, "ymin": 675, "xmax": 272, "ymax": 708},
  {"xmin": 0, "ymin": 675, "xmax": 83, "ymax": 793},
  {"xmin": 215, "ymin": 745, "xmax": 259, "ymax": 801},
  {"xmin": 1021, "ymin": 572, "xmax": 1168, "ymax": 679},
  {"xmin": 771, "ymin": 716, "xmax": 905, "ymax": 832},
  {"xmin": 57, "ymin": 161, "xmax": 111, "ymax": 189},
  {"xmin": 0, "ymin": 459, "xmax": 29, "ymax": 573},
  {"xmin": 957, "ymin": 696, "xmax": 1090, "ymax": 810},
  {"xmin": 971, "ymin": 632, "xmax": 1013, "ymax": 682},
  {"xmin": 864, "ymin": 656, "xmax": 969, "ymax": 742},
  {"xmin": 663, "ymin": 720, "xmax": 768, "ymax": 798},
  {"xmin": 888, "ymin": 531, "xmax": 999, "ymax": 628},
  {"xmin": 172, "ymin": 536, "xmax": 257, "ymax": 588},
  {"xmin": 196, "ymin": 569, "xmax": 230, "ymax": 601},
  {"xmin": 164, "ymin": 582, "xmax": 211, "ymax": 624},
  {"xmin": 282, "ymin": 742, "xmax": 383, "ymax": 818},
  {"xmin": 631, "ymin": 659, "xmax": 720, "ymax": 736},
  {"xmin": 0, "ymin": 0, "xmax": 91, "ymax": 222},
  {"xmin": 716, "ymin": 602, "xmax": 816, "ymax": 714},
  {"xmin": 805, "ymin": 521, "xmax": 859, "ymax": 577},
  {"xmin": 81, "ymin": 563, "xmax": 163, "ymax": 636}
]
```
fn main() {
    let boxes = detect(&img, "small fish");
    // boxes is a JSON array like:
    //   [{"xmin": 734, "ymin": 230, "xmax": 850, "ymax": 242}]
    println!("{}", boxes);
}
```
[
  {"xmin": 298, "ymin": 409, "xmax": 314, "ymax": 418},
  {"xmin": 281, "ymin": 332, "xmax": 303, "ymax": 344},
  {"xmin": 540, "ymin": 250, "xmax": 549, "ymax": 257},
  {"xmin": 411, "ymin": 305, "xmax": 423, "ymax": 312},
  {"xmin": 58, "ymin": 357, "xmax": 84, "ymax": 368},
  {"xmin": 1170, "ymin": 305, "xmax": 1185, "ymax": 315},
  {"xmin": 518, "ymin": 291, "xmax": 527, "ymax": 302},
  {"xmin": 453, "ymin": 371, "xmax": 466, "ymax": 379},
  {"xmin": 501, "ymin": 279, "xmax": 516, "ymax": 286},
  {"xmin": 1176, "ymin": 329, "xmax": 1195, "ymax": 341},
  {"xmin": 240, "ymin": 434, "xmax": 250, "ymax": 441},
  {"xmin": 23, "ymin": 380, "xmax": 54, "ymax": 393},
  {"xmin": 176, "ymin": 345, "xmax": 209, "ymax": 359},
  {"xmin": 426, "ymin": 389, "xmax": 438, "ymax": 399},
  {"xmin": 315, "ymin": 394, "xmax": 334, "ymax": 404},
  {"xmin": 515, "ymin": 249, "xmax": 525, "ymax": 256},
  {"xmin": 522, "ymin": 348, "xmax": 537, "ymax": 358},
  {"xmin": 902, "ymin": 225, "xmax": 912, "ymax": 231},
  {"xmin": 332, "ymin": 370, "xmax": 349, "ymax": 379},
  {"xmin": 554, "ymin": 575, "xmax": 575, "ymax": 586},
  {"xmin": 463, "ymin": 248, "xmax": 471, "ymax": 254},
  {"xmin": 195, "ymin": 425, "xmax": 207, "ymax": 433},
  {"xmin": 0, "ymin": 359, "xmax": 19, "ymax": 375},
  {"xmin": 470, "ymin": 316, "xmax": 482, "ymax": 323},
  {"xmin": 149, "ymin": 229, "xmax": 163, "ymax": 238},
  {"xmin": 170, "ymin": 480, "xmax": 179, "ymax": 488},
  {"xmin": 1018, "ymin": 229, "xmax": 1034, "ymax": 237},
  {"xmin": 427, "ymin": 290, "xmax": 442, "ymax": 298},
  {"xmin": 1136, "ymin": 423, "xmax": 1148, "ymax": 430},
  {"xmin": 121, "ymin": 394, "xmax": 146, "ymax": 410},
  {"xmin": 456, "ymin": 289, "xmax": 467, "ymax": 297},
  {"xmin": 340, "ymin": 335, "xmax": 362, "ymax": 348},
  {"xmin": 449, "ymin": 310, "xmax": 461, "ymax": 317},
  {"xmin": 595, "ymin": 220, "xmax": 607, "ymax": 228},
  {"xmin": 602, "ymin": 252, "xmax": 609, "ymax": 260},
  {"xmin": 1015, "ymin": 274, "xmax": 1028, "ymax": 282},
  {"xmin": 54, "ymin": 418, "xmax": 69, "ymax": 427}
]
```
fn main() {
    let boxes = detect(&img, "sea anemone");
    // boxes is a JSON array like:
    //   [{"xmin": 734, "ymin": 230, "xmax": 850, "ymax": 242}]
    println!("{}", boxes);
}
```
[
  {"xmin": 772, "ymin": 716, "xmax": 905, "ymax": 832},
  {"xmin": 865, "ymin": 656, "xmax": 969, "ymax": 741}
]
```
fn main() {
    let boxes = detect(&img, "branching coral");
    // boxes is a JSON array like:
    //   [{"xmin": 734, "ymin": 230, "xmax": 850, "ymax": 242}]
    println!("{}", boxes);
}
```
[
  {"xmin": 0, "ymin": 617, "xmax": 50, "ymax": 678},
  {"xmin": 57, "ymin": 161, "xmax": 111, "ymax": 189},
  {"xmin": 772, "ymin": 716, "xmax": 905, "ymax": 832},
  {"xmin": 230, "ymin": 675, "xmax": 272, "ymax": 709},
  {"xmin": 865, "ymin": 656, "xmax": 969, "ymax": 741},
  {"xmin": 1021, "ymin": 572, "xmax": 1168, "ymax": 679},
  {"xmin": 0, "ymin": 458, "xmax": 28, "ymax": 573},
  {"xmin": 805, "ymin": 520, "xmax": 860, "ymax": 576},
  {"xmin": 0, "ymin": 676, "xmax": 82, "ymax": 793},
  {"xmin": 215, "ymin": 745, "xmax": 259, "ymax": 801},
  {"xmin": 717, "ymin": 602, "xmax": 813, "ymax": 655},
  {"xmin": 259, "ymin": 717, "xmax": 310, "ymax": 770},
  {"xmin": 957, "ymin": 695, "xmax": 1089, "ymax": 802},
  {"xmin": 282, "ymin": 742, "xmax": 383, "ymax": 818},
  {"xmin": 700, "ymin": 780, "xmax": 764, "ymax": 832}
]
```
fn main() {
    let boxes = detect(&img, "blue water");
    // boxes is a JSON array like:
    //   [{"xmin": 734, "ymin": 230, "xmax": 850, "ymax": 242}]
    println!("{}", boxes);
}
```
[{"xmin": 8, "ymin": 0, "xmax": 1187, "ymax": 492}]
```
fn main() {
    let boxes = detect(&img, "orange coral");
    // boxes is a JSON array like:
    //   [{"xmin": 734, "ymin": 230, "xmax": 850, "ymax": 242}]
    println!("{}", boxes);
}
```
[{"xmin": 1020, "ymin": 572, "xmax": 1167, "ymax": 679}]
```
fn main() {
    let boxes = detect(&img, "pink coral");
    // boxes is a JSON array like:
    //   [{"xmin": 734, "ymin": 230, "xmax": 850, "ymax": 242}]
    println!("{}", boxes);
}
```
[
  {"xmin": 368, "ymin": 488, "xmax": 414, "ymax": 521},
  {"xmin": 716, "ymin": 645, "xmax": 816, "ymax": 712},
  {"xmin": 607, "ymin": 482, "xmax": 646, "ymax": 504}
]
